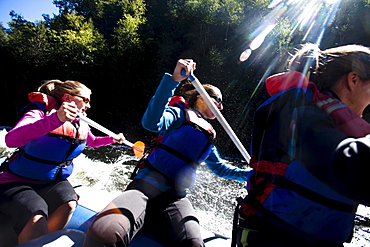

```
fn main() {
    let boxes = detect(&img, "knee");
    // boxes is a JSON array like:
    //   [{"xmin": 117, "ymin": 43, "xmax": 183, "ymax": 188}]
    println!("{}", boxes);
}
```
[
  {"xmin": 58, "ymin": 200, "xmax": 76, "ymax": 215},
  {"xmin": 87, "ymin": 213, "xmax": 130, "ymax": 244},
  {"xmin": 21, "ymin": 211, "xmax": 47, "ymax": 229},
  {"xmin": 67, "ymin": 200, "xmax": 77, "ymax": 213}
]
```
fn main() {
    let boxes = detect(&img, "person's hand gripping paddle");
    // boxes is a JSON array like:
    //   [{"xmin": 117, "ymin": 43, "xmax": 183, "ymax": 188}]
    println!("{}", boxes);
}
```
[{"xmin": 77, "ymin": 115, "xmax": 145, "ymax": 158}]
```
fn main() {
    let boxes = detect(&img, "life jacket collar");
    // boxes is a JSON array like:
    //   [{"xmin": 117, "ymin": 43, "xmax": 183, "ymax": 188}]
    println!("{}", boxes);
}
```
[
  {"xmin": 28, "ymin": 92, "xmax": 60, "ymax": 112},
  {"xmin": 169, "ymin": 96, "xmax": 191, "ymax": 109},
  {"xmin": 265, "ymin": 71, "xmax": 309, "ymax": 96}
]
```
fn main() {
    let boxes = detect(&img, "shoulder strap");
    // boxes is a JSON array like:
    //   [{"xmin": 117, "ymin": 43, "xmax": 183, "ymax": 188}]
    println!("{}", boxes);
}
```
[
  {"xmin": 183, "ymin": 121, "xmax": 215, "ymax": 144},
  {"xmin": 185, "ymin": 109, "xmax": 216, "ymax": 139}
]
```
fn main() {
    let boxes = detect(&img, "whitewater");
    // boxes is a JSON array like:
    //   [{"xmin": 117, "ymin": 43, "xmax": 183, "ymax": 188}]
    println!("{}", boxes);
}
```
[{"xmin": 0, "ymin": 128, "xmax": 369, "ymax": 246}]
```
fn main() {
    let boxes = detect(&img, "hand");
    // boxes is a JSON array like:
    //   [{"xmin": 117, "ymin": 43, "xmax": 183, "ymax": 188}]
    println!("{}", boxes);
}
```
[
  {"xmin": 114, "ymin": 133, "xmax": 125, "ymax": 144},
  {"xmin": 57, "ymin": 101, "xmax": 79, "ymax": 122},
  {"xmin": 172, "ymin": 59, "xmax": 196, "ymax": 82}
]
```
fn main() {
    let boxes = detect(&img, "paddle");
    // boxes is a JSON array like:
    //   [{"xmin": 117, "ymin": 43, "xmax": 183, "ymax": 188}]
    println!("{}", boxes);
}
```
[
  {"xmin": 181, "ymin": 69, "xmax": 251, "ymax": 163},
  {"xmin": 78, "ymin": 115, "xmax": 145, "ymax": 158}
]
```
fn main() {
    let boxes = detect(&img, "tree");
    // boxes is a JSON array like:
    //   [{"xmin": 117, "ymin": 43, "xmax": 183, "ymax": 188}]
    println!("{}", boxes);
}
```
[
  {"xmin": 48, "ymin": 11, "xmax": 107, "ymax": 78},
  {"xmin": 6, "ymin": 12, "xmax": 52, "ymax": 68},
  {"xmin": 112, "ymin": 0, "xmax": 146, "ymax": 54}
]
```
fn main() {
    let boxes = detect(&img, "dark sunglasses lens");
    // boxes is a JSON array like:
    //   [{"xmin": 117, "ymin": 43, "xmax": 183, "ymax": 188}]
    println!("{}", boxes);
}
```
[
  {"xmin": 210, "ymin": 95, "xmax": 222, "ymax": 105},
  {"xmin": 72, "ymin": 94, "xmax": 90, "ymax": 103}
]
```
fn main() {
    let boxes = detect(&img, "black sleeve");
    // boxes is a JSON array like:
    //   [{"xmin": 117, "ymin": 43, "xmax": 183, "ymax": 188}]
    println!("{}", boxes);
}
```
[{"xmin": 330, "ymin": 136, "xmax": 370, "ymax": 205}]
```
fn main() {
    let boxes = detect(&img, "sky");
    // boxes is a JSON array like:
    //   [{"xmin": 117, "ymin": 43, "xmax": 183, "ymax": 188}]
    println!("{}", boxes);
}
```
[{"xmin": 0, "ymin": 0, "xmax": 59, "ymax": 28}]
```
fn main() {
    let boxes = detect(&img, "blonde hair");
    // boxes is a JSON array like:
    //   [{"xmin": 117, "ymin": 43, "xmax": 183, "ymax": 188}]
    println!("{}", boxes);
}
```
[
  {"xmin": 38, "ymin": 80, "xmax": 91, "ymax": 103},
  {"xmin": 289, "ymin": 43, "xmax": 370, "ymax": 91}
]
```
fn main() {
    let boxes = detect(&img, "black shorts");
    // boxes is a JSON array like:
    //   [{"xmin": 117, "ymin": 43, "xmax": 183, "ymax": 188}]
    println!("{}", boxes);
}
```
[{"xmin": 0, "ymin": 180, "xmax": 78, "ymax": 235}]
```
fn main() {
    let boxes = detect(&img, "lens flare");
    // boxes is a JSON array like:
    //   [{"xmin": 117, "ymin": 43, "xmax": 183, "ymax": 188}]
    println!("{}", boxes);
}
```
[
  {"xmin": 239, "ymin": 49, "xmax": 252, "ymax": 62},
  {"xmin": 250, "ymin": 24, "xmax": 276, "ymax": 51},
  {"xmin": 237, "ymin": 0, "xmax": 344, "ymax": 131},
  {"xmin": 239, "ymin": 0, "xmax": 343, "ymax": 63}
]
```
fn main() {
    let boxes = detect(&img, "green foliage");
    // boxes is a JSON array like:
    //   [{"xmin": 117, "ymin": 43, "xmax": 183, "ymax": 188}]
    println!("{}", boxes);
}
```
[
  {"xmin": 112, "ymin": 0, "xmax": 146, "ymax": 53},
  {"xmin": 272, "ymin": 17, "xmax": 293, "ymax": 52},
  {"xmin": 5, "ymin": 17, "xmax": 52, "ymax": 67},
  {"xmin": 49, "ymin": 12, "xmax": 106, "ymax": 67},
  {"xmin": 0, "ymin": 23, "xmax": 6, "ymax": 39}
]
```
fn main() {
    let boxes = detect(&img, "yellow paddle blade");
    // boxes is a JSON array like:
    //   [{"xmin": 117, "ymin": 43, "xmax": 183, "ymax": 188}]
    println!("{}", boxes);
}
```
[{"xmin": 132, "ymin": 141, "xmax": 145, "ymax": 158}]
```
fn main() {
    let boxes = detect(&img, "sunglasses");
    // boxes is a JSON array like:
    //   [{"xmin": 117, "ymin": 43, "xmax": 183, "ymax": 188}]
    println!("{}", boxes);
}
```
[
  {"xmin": 70, "ymin": 94, "xmax": 90, "ymax": 104},
  {"xmin": 209, "ymin": 95, "xmax": 223, "ymax": 106}
]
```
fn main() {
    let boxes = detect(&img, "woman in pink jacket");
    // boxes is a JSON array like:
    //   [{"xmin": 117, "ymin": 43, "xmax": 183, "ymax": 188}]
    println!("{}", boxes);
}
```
[{"xmin": 0, "ymin": 80, "xmax": 124, "ymax": 244}]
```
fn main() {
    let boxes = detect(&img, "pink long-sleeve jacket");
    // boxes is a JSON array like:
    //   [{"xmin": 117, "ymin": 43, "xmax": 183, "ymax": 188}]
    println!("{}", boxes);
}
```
[{"xmin": 1, "ymin": 109, "xmax": 115, "ymax": 184}]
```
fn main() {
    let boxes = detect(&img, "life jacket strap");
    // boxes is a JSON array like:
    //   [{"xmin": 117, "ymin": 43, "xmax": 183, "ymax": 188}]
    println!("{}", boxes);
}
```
[
  {"xmin": 268, "ymin": 173, "xmax": 356, "ymax": 213},
  {"xmin": 183, "ymin": 121, "xmax": 215, "ymax": 144},
  {"xmin": 129, "ymin": 150, "xmax": 151, "ymax": 180},
  {"xmin": 249, "ymin": 160, "xmax": 288, "ymax": 176},
  {"xmin": 46, "ymin": 133, "xmax": 86, "ymax": 145},
  {"xmin": 19, "ymin": 148, "xmax": 73, "ymax": 167}
]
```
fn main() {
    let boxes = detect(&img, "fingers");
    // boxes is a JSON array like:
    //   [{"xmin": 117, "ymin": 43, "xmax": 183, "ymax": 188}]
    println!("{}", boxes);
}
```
[
  {"xmin": 114, "ymin": 133, "xmax": 125, "ymax": 144},
  {"xmin": 57, "ymin": 102, "xmax": 79, "ymax": 122},
  {"xmin": 172, "ymin": 59, "xmax": 196, "ymax": 82},
  {"xmin": 179, "ymin": 59, "xmax": 196, "ymax": 73}
]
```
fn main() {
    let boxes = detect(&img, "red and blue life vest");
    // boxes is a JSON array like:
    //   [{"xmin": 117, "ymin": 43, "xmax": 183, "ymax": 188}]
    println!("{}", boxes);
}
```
[
  {"xmin": 147, "ymin": 106, "xmax": 216, "ymax": 192},
  {"xmin": 8, "ymin": 92, "xmax": 88, "ymax": 182},
  {"xmin": 239, "ymin": 71, "xmax": 367, "ymax": 244}
]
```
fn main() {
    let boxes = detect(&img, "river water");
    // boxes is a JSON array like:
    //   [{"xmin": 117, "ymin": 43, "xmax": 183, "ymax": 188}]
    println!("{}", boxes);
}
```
[{"xmin": 1, "ymin": 129, "xmax": 369, "ymax": 246}]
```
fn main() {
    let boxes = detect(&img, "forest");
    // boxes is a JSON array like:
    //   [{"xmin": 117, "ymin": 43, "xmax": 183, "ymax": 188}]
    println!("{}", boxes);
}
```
[{"xmin": 1, "ymin": 0, "xmax": 370, "ymax": 158}]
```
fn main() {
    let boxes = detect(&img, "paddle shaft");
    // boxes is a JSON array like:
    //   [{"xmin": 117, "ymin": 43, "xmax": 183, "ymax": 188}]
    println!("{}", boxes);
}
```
[
  {"xmin": 186, "ymin": 72, "xmax": 251, "ymax": 163},
  {"xmin": 78, "ymin": 115, "xmax": 135, "ymax": 147}
]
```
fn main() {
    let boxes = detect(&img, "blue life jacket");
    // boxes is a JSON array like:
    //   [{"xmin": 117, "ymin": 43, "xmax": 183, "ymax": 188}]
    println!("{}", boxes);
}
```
[
  {"xmin": 241, "ymin": 158, "xmax": 357, "ymax": 244},
  {"xmin": 239, "ymin": 72, "xmax": 361, "ymax": 244},
  {"xmin": 147, "ymin": 109, "xmax": 216, "ymax": 192},
  {"xmin": 8, "ymin": 92, "xmax": 88, "ymax": 182}
]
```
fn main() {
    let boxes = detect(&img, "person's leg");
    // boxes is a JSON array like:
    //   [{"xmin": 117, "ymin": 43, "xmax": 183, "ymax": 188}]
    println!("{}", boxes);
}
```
[
  {"xmin": 163, "ymin": 197, "xmax": 204, "ymax": 247},
  {"xmin": 84, "ymin": 190, "xmax": 147, "ymax": 247},
  {"xmin": 37, "ymin": 179, "xmax": 78, "ymax": 232},
  {"xmin": 47, "ymin": 200, "xmax": 77, "ymax": 232},
  {"xmin": 0, "ymin": 183, "xmax": 49, "ymax": 244},
  {"xmin": 18, "ymin": 212, "xmax": 48, "ymax": 244},
  {"xmin": 83, "ymin": 180, "xmax": 161, "ymax": 247}
]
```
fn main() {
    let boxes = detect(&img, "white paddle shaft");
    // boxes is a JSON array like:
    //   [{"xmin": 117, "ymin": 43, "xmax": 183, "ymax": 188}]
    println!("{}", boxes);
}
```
[
  {"xmin": 188, "ymin": 73, "xmax": 251, "ymax": 163},
  {"xmin": 78, "ymin": 115, "xmax": 134, "ymax": 147}
]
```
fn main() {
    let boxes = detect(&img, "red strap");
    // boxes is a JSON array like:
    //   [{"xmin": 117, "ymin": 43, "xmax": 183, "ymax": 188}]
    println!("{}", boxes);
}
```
[{"xmin": 250, "ymin": 160, "xmax": 288, "ymax": 176}]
